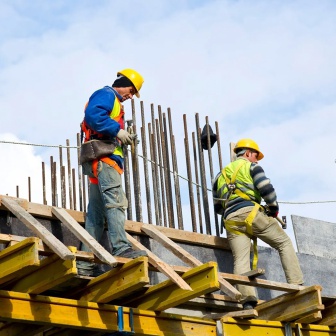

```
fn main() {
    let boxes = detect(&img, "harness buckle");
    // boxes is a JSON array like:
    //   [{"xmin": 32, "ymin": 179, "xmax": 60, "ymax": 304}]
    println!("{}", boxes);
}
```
[{"xmin": 228, "ymin": 183, "xmax": 236, "ymax": 191}]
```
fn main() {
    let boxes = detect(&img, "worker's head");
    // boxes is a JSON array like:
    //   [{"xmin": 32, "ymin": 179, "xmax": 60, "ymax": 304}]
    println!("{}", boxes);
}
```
[
  {"xmin": 234, "ymin": 138, "xmax": 264, "ymax": 162},
  {"xmin": 113, "ymin": 68, "xmax": 144, "ymax": 102}
]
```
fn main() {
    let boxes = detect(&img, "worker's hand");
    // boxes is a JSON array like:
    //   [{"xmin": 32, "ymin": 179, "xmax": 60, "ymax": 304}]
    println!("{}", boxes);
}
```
[
  {"xmin": 117, "ymin": 129, "xmax": 133, "ymax": 145},
  {"xmin": 269, "ymin": 211, "xmax": 279, "ymax": 218},
  {"xmin": 266, "ymin": 205, "xmax": 279, "ymax": 218}
]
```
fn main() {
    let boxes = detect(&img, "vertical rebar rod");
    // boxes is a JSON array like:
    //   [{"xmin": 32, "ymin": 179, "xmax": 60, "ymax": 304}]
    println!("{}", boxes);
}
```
[
  {"xmin": 148, "ymin": 123, "xmax": 161, "ymax": 226},
  {"xmin": 72, "ymin": 168, "xmax": 77, "ymax": 211},
  {"xmin": 61, "ymin": 166, "xmax": 66, "ymax": 208},
  {"xmin": 155, "ymin": 118, "xmax": 167, "ymax": 227},
  {"xmin": 59, "ymin": 146, "xmax": 66, "ymax": 208},
  {"xmin": 140, "ymin": 101, "xmax": 152, "ymax": 224},
  {"xmin": 160, "ymin": 110, "xmax": 174, "ymax": 228},
  {"xmin": 123, "ymin": 143, "xmax": 132, "ymax": 220},
  {"xmin": 183, "ymin": 114, "xmax": 197, "ymax": 232},
  {"xmin": 50, "ymin": 156, "xmax": 55, "ymax": 206},
  {"xmin": 192, "ymin": 132, "xmax": 203, "ymax": 234},
  {"xmin": 167, "ymin": 108, "xmax": 183, "ymax": 230},
  {"xmin": 28, "ymin": 177, "xmax": 31, "ymax": 202},
  {"xmin": 42, "ymin": 162, "xmax": 47, "ymax": 205},
  {"xmin": 205, "ymin": 117, "xmax": 220, "ymax": 236},
  {"xmin": 66, "ymin": 139, "xmax": 73, "ymax": 210},
  {"xmin": 215, "ymin": 121, "xmax": 223, "ymax": 170},
  {"xmin": 195, "ymin": 113, "xmax": 211, "ymax": 235},
  {"xmin": 53, "ymin": 162, "xmax": 58, "ymax": 207},
  {"xmin": 77, "ymin": 133, "xmax": 83, "ymax": 212},
  {"xmin": 131, "ymin": 100, "xmax": 142, "ymax": 222}
]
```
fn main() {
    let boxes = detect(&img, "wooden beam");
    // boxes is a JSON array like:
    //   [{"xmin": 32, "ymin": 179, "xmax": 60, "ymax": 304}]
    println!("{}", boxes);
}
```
[
  {"xmin": 204, "ymin": 309, "xmax": 258, "ymax": 320},
  {"xmin": 9, "ymin": 247, "xmax": 77, "ymax": 294},
  {"xmin": 126, "ymin": 232, "xmax": 192, "ymax": 291},
  {"xmin": 0, "ymin": 237, "xmax": 40, "ymax": 285},
  {"xmin": 296, "ymin": 311, "xmax": 322, "ymax": 324},
  {"xmin": 318, "ymin": 302, "xmax": 336, "ymax": 326},
  {"xmin": 125, "ymin": 261, "xmax": 220, "ymax": 311},
  {"xmin": 256, "ymin": 285, "xmax": 324, "ymax": 322},
  {"xmin": 172, "ymin": 264, "xmax": 305, "ymax": 293},
  {"xmin": 0, "ymin": 232, "xmax": 307, "ymax": 294},
  {"xmin": 51, "ymin": 206, "xmax": 118, "ymax": 266},
  {"xmin": 0, "ymin": 195, "xmax": 231, "ymax": 251},
  {"xmin": 241, "ymin": 269, "xmax": 265, "ymax": 278},
  {"xmin": 0, "ymin": 290, "xmax": 216, "ymax": 335},
  {"xmin": 141, "ymin": 223, "xmax": 241, "ymax": 300},
  {"xmin": 78, "ymin": 256, "xmax": 149, "ymax": 303},
  {"xmin": 1, "ymin": 197, "xmax": 74, "ymax": 260}
]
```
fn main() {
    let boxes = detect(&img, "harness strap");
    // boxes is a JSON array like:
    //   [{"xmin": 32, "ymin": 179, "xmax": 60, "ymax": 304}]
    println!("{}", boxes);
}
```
[
  {"xmin": 89, "ymin": 157, "xmax": 124, "ymax": 184},
  {"xmin": 224, "ymin": 203, "xmax": 261, "ymax": 269}
]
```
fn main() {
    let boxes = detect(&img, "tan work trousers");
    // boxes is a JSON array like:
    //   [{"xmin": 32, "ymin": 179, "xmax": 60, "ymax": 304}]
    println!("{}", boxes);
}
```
[{"xmin": 225, "ymin": 206, "xmax": 304, "ymax": 303}]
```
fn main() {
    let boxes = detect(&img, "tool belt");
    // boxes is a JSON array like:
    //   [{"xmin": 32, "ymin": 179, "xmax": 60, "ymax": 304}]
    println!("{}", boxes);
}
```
[
  {"xmin": 80, "ymin": 139, "xmax": 117, "ymax": 164},
  {"xmin": 224, "ymin": 203, "xmax": 261, "ymax": 269}
]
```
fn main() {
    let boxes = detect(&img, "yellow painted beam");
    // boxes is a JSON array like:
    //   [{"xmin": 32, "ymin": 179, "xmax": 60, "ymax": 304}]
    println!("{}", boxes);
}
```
[
  {"xmin": 9, "ymin": 247, "xmax": 77, "ymax": 294},
  {"xmin": 126, "ymin": 261, "xmax": 220, "ymax": 311},
  {"xmin": 78, "ymin": 256, "xmax": 149, "ymax": 303},
  {"xmin": 222, "ymin": 318, "xmax": 336, "ymax": 336},
  {"xmin": 0, "ymin": 290, "xmax": 216, "ymax": 335},
  {"xmin": 0, "ymin": 237, "xmax": 40, "ymax": 285}
]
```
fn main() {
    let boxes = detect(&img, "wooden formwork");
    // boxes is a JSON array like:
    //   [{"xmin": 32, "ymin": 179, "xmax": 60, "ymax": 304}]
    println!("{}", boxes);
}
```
[{"xmin": 0, "ymin": 195, "xmax": 335, "ymax": 336}]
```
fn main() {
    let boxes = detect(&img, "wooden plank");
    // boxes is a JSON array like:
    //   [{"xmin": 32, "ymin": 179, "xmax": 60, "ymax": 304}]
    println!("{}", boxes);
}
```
[
  {"xmin": 256, "ymin": 285, "xmax": 324, "ymax": 322},
  {"xmin": 204, "ymin": 309, "xmax": 258, "ymax": 320},
  {"xmin": 318, "ymin": 302, "xmax": 336, "ymax": 326},
  {"xmin": 9, "ymin": 247, "xmax": 77, "ymax": 294},
  {"xmin": 126, "ymin": 232, "xmax": 192, "ymax": 291},
  {"xmin": 0, "ymin": 237, "xmax": 40, "ymax": 285},
  {"xmin": 0, "ymin": 290, "xmax": 216, "ymax": 335},
  {"xmin": 141, "ymin": 223, "xmax": 241, "ymax": 300},
  {"xmin": 241, "ymin": 269, "xmax": 265, "ymax": 278},
  {"xmin": 0, "ymin": 195, "xmax": 232, "ymax": 250},
  {"xmin": 51, "ymin": 206, "xmax": 117, "ymax": 266},
  {"xmin": 125, "ymin": 261, "xmax": 220, "ymax": 311},
  {"xmin": 1, "ymin": 197, "xmax": 74, "ymax": 260},
  {"xmin": 78, "ymin": 256, "xmax": 149, "ymax": 303},
  {"xmin": 296, "ymin": 311, "xmax": 322, "ymax": 324},
  {"xmin": 171, "ymin": 264, "xmax": 305, "ymax": 293}
]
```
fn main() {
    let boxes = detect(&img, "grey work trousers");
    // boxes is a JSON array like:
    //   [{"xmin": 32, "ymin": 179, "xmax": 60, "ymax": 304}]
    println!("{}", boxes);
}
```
[{"xmin": 225, "ymin": 206, "xmax": 304, "ymax": 303}]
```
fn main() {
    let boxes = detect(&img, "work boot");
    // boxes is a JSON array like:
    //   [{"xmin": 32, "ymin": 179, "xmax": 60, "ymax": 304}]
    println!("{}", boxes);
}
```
[{"xmin": 117, "ymin": 248, "xmax": 148, "ymax": 259}]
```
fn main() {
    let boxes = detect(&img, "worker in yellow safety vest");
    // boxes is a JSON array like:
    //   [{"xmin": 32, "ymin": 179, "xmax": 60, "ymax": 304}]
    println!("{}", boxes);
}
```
[
  {"xmin": 212, "ymin": 138, "xmax": 303, "ymax": 309},
  {"xmin": 77, "ymin": 68, "xmax": 147, "ymax": 277}
]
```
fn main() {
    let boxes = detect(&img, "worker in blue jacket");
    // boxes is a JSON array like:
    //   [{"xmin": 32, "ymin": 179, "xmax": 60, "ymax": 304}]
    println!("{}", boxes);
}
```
[{"xmin": 78, "ymin": 69, "xmax": 147, "ymax": 276}]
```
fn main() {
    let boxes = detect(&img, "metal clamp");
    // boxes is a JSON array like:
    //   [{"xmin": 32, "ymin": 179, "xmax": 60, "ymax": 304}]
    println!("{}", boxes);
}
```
[{"xmin": 109, "ymin": 306, "xmax": 135, "ymax": 335}]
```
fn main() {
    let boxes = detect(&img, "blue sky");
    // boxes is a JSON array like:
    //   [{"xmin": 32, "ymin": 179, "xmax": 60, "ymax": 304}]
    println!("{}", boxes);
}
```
[{"xmin": 0, "ymin": 0, "xmax": 336, "ymax": 244}]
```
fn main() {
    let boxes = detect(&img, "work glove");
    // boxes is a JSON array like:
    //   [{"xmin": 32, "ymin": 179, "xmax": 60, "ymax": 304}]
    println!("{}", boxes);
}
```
[
  {"xmin": 267, "ymin": 205, "xmax": 279, "ymax": 218},
  {"xmin": 117, "ymin": 129, "xmax": 133, "ymax": 145}
]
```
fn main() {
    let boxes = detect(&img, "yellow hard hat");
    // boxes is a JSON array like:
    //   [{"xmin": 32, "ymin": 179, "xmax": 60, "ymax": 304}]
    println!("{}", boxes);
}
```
[
  {"xmin": 117, "ymin": 68, "xmax": 144, "ymax": 98},
  {"xmin": 234, "ymin": 138, "xmax": 264, "ymax": 160}
]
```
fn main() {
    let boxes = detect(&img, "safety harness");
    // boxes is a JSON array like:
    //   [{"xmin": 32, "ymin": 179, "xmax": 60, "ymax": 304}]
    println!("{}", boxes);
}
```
[
  {"xmin": 220, "ymin": 160, "xmax": 261, "ymax": 269},
  {"xmin": 80, "ymin": 99, "xmax": 125, "ymax": 184}
]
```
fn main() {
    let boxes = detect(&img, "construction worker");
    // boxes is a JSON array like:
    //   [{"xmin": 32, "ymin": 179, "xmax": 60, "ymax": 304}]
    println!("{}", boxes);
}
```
[
  {"xmin": 213, "ymin": 138, "xmax": 303, "ymax": 309},
  {"xmin": 77, "ymin": 68, "xmax": 147, "ymax": 276}
]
